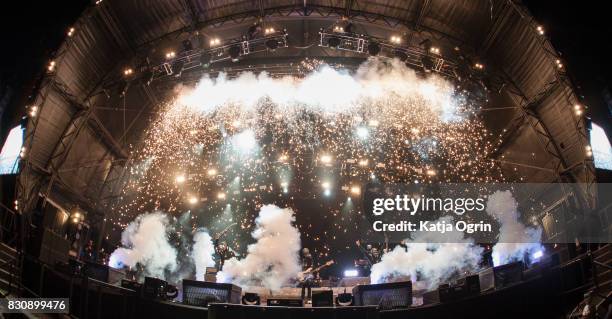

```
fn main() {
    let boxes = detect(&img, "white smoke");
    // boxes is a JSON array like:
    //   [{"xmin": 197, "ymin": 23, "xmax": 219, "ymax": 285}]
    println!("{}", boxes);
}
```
[
  {"xmin": 487, "ymin": 190, "xmax": 543, "ymax": 266},
  {"xmin": 192, "ymin": 229, "xmax": 216, "ymax": 281},
  {"xmin": 216, "ymin": 205, "xmax": 301, "ymax": 291},
  {"xmin": 109, "ymin": 212, "xmax": 178, "ymax": 279},
  {"xmin": 370, "ymin": 217, "xmax": 483, "ymax": 289},
  {"xmin": 176, "ymin": 59, "xmax": 460, "ymax": 121}
]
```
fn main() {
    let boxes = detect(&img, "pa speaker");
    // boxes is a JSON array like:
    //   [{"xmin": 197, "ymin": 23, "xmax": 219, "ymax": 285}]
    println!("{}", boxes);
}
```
[{"xmin": 242, "ymin": 292, "xmax": 260, "ymax": 305}]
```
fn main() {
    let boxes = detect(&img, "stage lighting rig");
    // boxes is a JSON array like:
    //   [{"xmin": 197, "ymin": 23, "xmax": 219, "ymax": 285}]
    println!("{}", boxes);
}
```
[
  {"xmin": 319, "ymin": 32, "xmax": 456, "ymax": 77},
  {"xmin": 148, "ymin": 31, "xmax": 288, "ymax": 82}
]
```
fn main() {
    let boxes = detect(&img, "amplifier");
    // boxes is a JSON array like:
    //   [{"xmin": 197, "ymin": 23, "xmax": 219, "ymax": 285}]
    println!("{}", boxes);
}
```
[
  {"xmin": 352, "ymin": 280, "xmax": 412, "ymax": 308},
  {"xmin": 312, "ymin": 290, "xmax": 334, "ymax": 307},
  {"xmin": 182, "ymin": 279, "xmax": 242, "ymax": 307},
  {"xmin": 479, "ymin": 262, "xmax": 524, "ymax": 291},
  {"xmin": 121, "ymin": 279, "xmax": 142, "ymax": 294},
  {"xmin": 266, "ymin": 298, "xmax": 304, "ymax": 307}
]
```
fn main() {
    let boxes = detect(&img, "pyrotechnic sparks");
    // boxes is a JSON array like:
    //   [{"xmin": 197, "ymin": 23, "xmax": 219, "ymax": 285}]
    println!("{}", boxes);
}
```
[{"xmin": 111, "ymin": 59, "xmax": 503, "ymax": 259}]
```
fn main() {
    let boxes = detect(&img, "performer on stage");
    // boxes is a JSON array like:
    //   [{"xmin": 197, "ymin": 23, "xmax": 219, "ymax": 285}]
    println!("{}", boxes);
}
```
[
  {"xmin": 213, "ymin": 223, "xmax": 237, "ymax": 270},
  {"xmin": 355, "ymin": 240, "xmax": 383, "ymax": 275},
  {"xmin": 299, "ymin": 247, "xmax": 316, "ymax": 302}
]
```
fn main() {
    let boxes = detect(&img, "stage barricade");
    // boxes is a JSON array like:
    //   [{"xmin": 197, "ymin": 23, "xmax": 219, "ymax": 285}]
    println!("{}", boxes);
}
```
[{"xmin": 208, "ymin": 303, "xmax": 380, "ymax": 319}]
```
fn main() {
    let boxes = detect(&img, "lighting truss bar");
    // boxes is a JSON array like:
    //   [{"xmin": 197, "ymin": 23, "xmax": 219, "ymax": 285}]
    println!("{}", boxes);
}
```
[
  {"xmin": 150, "ymin": 33, "xmax": 289, "ymax": 81},
  {"xmin": 319, "ymin": 31, "xmax": 458, "ymax": 77}
]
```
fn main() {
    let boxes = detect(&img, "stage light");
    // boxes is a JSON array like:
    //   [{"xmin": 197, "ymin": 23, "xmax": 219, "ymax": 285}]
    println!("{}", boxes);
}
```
[
  {"xmin": 333, "ymin": 26, "xmax": 344, "ymax": 33},
  {"xmin": 320, "ymin": 154, "xmax": 333, "ymax": 164},
  {"xmin": 67, "ymin": 27, "xmax": 75, "ymax": 37},
  {"xmin": 324, "ymin": 189, "xmax": 331, "ymax": 197},
  {"xmin": 368, "ymin": 120, "xmax": 379, "ymax": 127},
  {"xmin": 350, "ymin": 186, "xmax": 360, "ymax": 195},
  {"xmin": 28, "ymin": 105, "xmax": 38, "ymax": 117},
  {"xmin": 123, "ymin": 68, "xmax": 134, "ymax": 76},
  {"xmin": 264, "ymin": 27, "xmax": 275, "ymax": 35},
  {"xmin": 426, "ymin": 169, "xmax": 437, "ymax": 176},
  {"xmin": 393, "ymin": 49, "xmax": 408, "ymax": 62},
  {"xmin": 474, "ymin": 63, "xmax": 484, "ymax": 70},
  {"xmin": 322, "ymin": 181, "xmax": 331, "ymax": 189},
  {"xmin": 356, "ymin": 127, "xmax": 369, "ymax": 139},
  {"xmin": 390, "ymin": 35, "xmax": 401, "ymax": 44},
  {"xmin": 344, "ymin": 269, "xmax": 358, "ymax": 277},
  {"xmin": 95, "ymin": 0, "xmax": 103, "ymax": 4},
  {"xmin": 188, "ymin": 196, "xmax": 198, "ymax": 204},
  {"xmin": 367, "ymin": 42, "xmax": 381, "ymax": 56},
  {"xmin": 328, "ymin": 37, "xmax": 341, "ymax": 48},
  {"xmin": 19, "ymin": 147, "xmax": 26, "ymax": 158},
  {"xmin": 209, "ymin": 38, "xmax": 221, "ymax": 47},
  {"xmin": 555, "ymin": 59, "xmax": 563, "ymax": 69},
  {"xmin": 532, "ymin": 250, "xmax": 543, "ymax": 259},
  {"xmin": 165, "ymin": 51, "xmax": 176, "ymax": 59},
  {"xmin": 265, "ymin": 39, "xmax": 279, "ymax": 51},
  {"xmin": 429, "ymin": 46, "xmax": 440, "ymax": 54},
  {"xmin": 207, "ymin": 168, "xmax": 217, "ymax": 176},
  {"xmin": 536, "ymin": 25, "xmax": 544, "ymax": 35},
  {"xmin": 217, "ymin": 192, "xmax": 226, "ymax": 200},
  {"xmin": 586, "ymin": 145, "xmax": 593, "ymax": 157},
  {"xmin": 574, "ymin": 104, "xmax": 583, "ymax": 116},
  {"xmin": 231, "ymin": 129, "xmax": 257, "ymax": 153},
  {"xmin": 47, "ymin": 61, "xmax": 56, "ymax": 72},
  {"xmin": 278, "ymin": 154, "xmax": 289, "ymax": 162},
  {"xmin": 358, "ymin": 159, "xmax": 368, "ymax": 167},
  {"xmin": 175, "ymin": 174, "xmax": 186, "ymax": 184},
  {"xmin": 229, "ymin": 45, "xmax": 241, "ymax": 62}
]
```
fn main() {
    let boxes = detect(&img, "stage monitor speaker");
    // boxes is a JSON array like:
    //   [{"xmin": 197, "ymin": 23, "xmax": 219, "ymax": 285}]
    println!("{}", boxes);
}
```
[
  {"xmin": 352, "ymin": 280, "xmax": 412, "ymax": 308},
  {"xmin": 143, "ymin": 276, "xmax": 168, "ymax": 299},
  {"xmin": 266, "ymin": 298, "xmax": 303, "ymax": 307},
  {"xmin": 422, "ymin": 289, "xmax": 439, "ymax": 305},
  {"xmin": 335, "ymin": 292, "xmax": 354, "ymax": 306},
  {"xmin": 493, "ymin": 261, "xmax": 524, "ymax": 289},
  {"xmin": 312, "ymin": 290, "xmax": 334, "ymax": 307},
  {"xmin": 242, "ymin": 292, "xmax": 260, "ymax": 305},
  {"xmin": 182, "ymin": 279, "xmax": 242, "ymax": 307},
  {"xmin": 83, "ymin": 261, "xmax": 125, "ymax": 284},
  {"xmin": 456, "ymin": 274, "xmax": 480, "ymax": 296}
]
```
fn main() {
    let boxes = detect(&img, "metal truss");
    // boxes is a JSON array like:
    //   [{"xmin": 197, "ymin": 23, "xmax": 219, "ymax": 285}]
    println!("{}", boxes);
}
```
[{"xmin": 318, "ymin": 31, "xmax": 457, "ymax": 77}]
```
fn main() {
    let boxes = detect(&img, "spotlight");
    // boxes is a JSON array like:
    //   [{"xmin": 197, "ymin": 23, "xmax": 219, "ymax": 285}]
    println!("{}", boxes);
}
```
[
  {"xmin": 356, "ymin": 127, "xmax": 369, "ymax": 139},
  {"xmin": 200, "ymin": 52, "xmax": 212, "ymax": 68},
  {"xmin": 188, "ymin": 196, "xmax": 198, "ymax": 204},
  {"xmin": 28, "ymin": 105, "xmax": 38, "ymax": 117},
  {"xmin": 390, "ymin": 35, "xmax": 402, "ymax": 44},
  {"xmin": 209, "ymin": 38, "xmax": 221, "ymax": 47},
  {"xmin": 429, "ymin": 46, "xmax": 440, "ymax": 54},
  {"xmin": 264, "ymin": 27, "xmax": 276, "ymax": 35},
  {"xmin": 586, "ymin": 145, "xmax": 593, "ymax": 157},
  {"xmin": 228, "ymin": 45, "xmax": 241, "ymax": 62},
  {"xmin": 217, "ymin": 192, "xmax": 226, "ymax": 200},
  {"xmin": 536, "ymin": 25, "xmax": 545, "ymax": 35},
  {"xmin": 350, "ymin": 186, "xmax": 361, "ymax": 195},
  {"xmin": 123, "ymin": 68, "xmax": 134, "ymax": 76},
  {"xmin": 574, "ymin": 104, "xmax": 583, "ymax": 116},
  {"xmin": 333, "ymin": 26, "xmax": 344, "ymax": 33},
  {"xmin": 47, "ymin": 60, "xmax": 56, "ymax": 72},
  {"xmin": 322, "ymin": 181, "xmax": 331, "ymax": 189},
  {"xmin": 328, "ymin": 37, "xmax": 341, "ymax": 48},
  {"xmin": 367, "ymin": 42, "xmax": 381, "ymax": 56},
  {"xmin": 474, "ymin": 63, "xmax": 484, "ymax": 70},
  {"xmin": 67, "ymin": 27, "xmax": 75, "ymax": 37},
  {"xmin": 320, "ymin": 154, "xmax": 333, "ymax": 164},
  {"xmin": 344, "ymin": 269, "xmax": 358, "ymax": 277},
  {"xmin": 393, "ymin": 49, "xmax": 408, "ymax": 62},
  {"xmin": 532, "ymin": 250, "xmax": 543, "ymax": 260},
  {"xmin": 207, "ymin": 168, "xmax": 217, "ymax": 176},
  {"xmin": 265, "ymin": 39, "xmax": 279, "ymax": 51},
  {"xmin": 165, "ymin": 51, "xmax": 176, "ymax": 59},
  {"xmin": 175, "ymin": 174, "xmax": 186, "ymax": 184}
]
